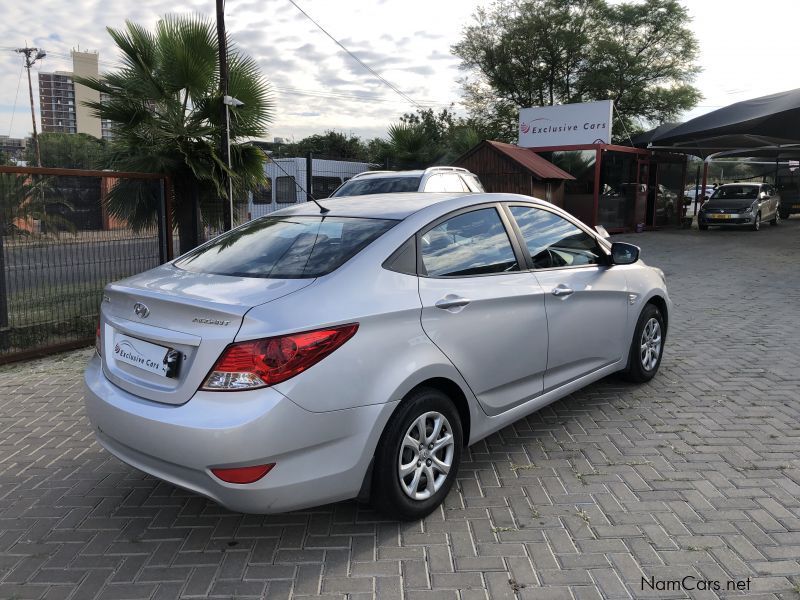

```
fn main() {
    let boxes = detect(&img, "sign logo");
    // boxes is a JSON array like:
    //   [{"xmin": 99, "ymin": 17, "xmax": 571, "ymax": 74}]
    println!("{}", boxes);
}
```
[{"xmin": 133, "ymin": 302, "xmax": 150, "ymax": 319}]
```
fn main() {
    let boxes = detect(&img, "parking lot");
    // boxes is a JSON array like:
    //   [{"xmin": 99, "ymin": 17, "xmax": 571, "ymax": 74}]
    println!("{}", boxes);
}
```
[{"xmin": 1, "ymin": 219, "xmax": 799, "ymax": 600}]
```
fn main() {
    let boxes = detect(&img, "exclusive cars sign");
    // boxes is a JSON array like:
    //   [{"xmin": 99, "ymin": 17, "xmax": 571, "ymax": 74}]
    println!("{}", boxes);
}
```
[{"xmin": 519, "ymin": 100, "xmax": 613, "ymax": 147}]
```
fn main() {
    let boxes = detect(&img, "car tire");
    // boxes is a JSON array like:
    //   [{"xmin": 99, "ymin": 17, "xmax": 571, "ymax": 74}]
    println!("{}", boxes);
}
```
[
  {"xmin": 621, "ymin": 303, "xmax": 665, "ymax": 384},
  {"xmin": 751, "ymin": 212, "xmax": 761, "ymax": 231},
  {"xmin": 698, "ymin": 223, "xmax": 708, "ymax": 231},
  {"xmin": 371, "ymin": 387, "xmax": 463, "ymax": 521},
  {"xmin": 770, "ymin": 209, "xmax": 780, "ymax": 226}
]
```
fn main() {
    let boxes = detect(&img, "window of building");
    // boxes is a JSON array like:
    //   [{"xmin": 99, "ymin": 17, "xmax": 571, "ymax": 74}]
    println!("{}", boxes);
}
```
[
  {"xmin": 311, "ymin": 176, "xmax": 343, "ymax": 198},
  {"xmin": 275, "ymin": 176, "xmax": 297, "ymax": 203}
]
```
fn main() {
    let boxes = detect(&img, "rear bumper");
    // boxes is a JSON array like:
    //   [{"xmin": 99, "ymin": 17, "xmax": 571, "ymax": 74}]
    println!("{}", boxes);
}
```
[{"xmin": 84, "ymin": 355, "xmax": 394, "ymax": 513}]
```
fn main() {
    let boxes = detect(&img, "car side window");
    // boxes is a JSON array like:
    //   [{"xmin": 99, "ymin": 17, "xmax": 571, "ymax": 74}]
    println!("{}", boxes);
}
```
[
  {"xmin": 508, "ymin": 205, "xmax": 603, "ymax": 269},
  {"xmin": 420, "ymin": 208, "xmax": 519, "ymax": 277}
]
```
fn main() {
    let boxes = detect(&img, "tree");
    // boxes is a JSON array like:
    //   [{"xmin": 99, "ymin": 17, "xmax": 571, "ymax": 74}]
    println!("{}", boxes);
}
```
[
  {"xmin": 453, "ymin": 0, "xmax": 700, "ymax": 141},
  {"xmin": 24, "ymin": 132, "xmax": 110, "ymax": 169},
  {"xmin": 282, "ymin": 131, "xmax": 370, "ymax": 161},
  {"xmin": 76, "ymin": 15, "xmax": 273, "ymax": 252}
]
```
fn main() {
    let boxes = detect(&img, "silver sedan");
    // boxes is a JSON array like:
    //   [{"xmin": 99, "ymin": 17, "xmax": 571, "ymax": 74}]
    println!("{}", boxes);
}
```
[{"xmin": 84, "ymin": 193, "xmax": 670, "ymax": 520}]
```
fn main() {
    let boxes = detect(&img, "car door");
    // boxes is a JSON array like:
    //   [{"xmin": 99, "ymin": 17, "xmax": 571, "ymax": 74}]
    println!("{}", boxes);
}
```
[
  {"xmin": 417, "ymin": 205, "xmax": 549, "ymax": 416},
  {"xmin": 505, "ymin": 204, "xmax": 629, "ymax": 392},
  {"xmin": 767, "ymin": 185, "xmax": 779, "ymax": 218}
]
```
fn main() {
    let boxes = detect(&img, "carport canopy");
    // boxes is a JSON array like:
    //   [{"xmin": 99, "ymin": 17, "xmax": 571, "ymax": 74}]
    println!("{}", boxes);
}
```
[{"xmin": 645, "ymin": 88, "xmax": 800, "ymax": 160}]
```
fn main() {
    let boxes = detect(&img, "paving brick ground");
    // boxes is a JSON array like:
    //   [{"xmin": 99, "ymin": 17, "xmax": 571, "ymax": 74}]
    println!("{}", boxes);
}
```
[{"xmin": 1, "ymin": 218, "xmax": 800, "ymax": 600}]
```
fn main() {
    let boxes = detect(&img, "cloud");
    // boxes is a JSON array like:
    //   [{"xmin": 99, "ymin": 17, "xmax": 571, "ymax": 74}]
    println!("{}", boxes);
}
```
[{"xmin": 0, "ymin": 0, "xmax": 477, "ymax": 140}]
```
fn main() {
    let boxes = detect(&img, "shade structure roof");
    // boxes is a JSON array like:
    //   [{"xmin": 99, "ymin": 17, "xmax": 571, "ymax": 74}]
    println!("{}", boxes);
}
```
[
  {"xmin": 629, "ymin": 122, "xmax": 681, "ymax": 148},
  {"xmin": 649, "ymin": 88, "xmax": 800, "ymax": 158}
]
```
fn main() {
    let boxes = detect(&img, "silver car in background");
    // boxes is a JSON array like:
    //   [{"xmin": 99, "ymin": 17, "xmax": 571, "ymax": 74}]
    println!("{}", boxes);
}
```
[
  {"xmin": 84, "ymin": 192, "xmax": 670, "ymax": 520},
  {"xmin": 699, "ymin": 182, "xmax": 781, "ymax": 230}
]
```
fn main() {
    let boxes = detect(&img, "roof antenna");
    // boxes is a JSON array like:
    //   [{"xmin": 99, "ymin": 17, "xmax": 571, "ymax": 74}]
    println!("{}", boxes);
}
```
[{"xmin": 309, "ymin": 193, "xmax": 329, "ymax": 215}]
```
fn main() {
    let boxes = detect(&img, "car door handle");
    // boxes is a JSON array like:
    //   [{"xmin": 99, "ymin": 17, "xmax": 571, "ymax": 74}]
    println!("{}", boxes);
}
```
[
  {"xmin": 435, "ymin": 296, "xmax": 471, "ymax": 310},
  {"xmin": 551, "ymin": 285, "xmax": 574, "ymax": 297}
]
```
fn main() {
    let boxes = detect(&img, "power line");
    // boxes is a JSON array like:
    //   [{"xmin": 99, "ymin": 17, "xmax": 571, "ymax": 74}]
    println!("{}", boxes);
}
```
[
  {"xmin": 7, "ymin": 65, "xmax": 24, "ymax": 137},
  {"xmin": 286, "ymin": 0, "xmax": 424, "ymax": 111}
]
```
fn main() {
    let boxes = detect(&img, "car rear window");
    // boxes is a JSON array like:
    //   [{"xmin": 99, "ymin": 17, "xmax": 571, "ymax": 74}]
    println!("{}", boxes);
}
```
[
  {"xmin": 174, "ymin": 216, "xmax": 397, "ymax": 279},
  {"xmin": 331, "ymin": 176, "xmax": 422, "ymax": 197}
]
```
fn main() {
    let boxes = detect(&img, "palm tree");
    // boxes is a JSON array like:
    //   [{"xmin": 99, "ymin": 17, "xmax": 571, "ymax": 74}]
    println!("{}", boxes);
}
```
[
  {"xmin": 76, "ymin": 15, "xmax": 273, "ymax": 253},
  {"xmin": 386, "ymin": 123, "xmax": 440, "ymax": 169}
]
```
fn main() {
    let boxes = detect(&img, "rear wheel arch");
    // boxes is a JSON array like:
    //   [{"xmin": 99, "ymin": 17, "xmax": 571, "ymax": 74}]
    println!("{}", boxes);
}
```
[{"xmin": 408, "ymin": 378, "xmax": 471, "ymax": 447}]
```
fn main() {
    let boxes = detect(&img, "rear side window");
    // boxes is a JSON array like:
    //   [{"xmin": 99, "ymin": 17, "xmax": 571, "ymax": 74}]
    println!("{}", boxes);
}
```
[
  {"xmin": 331, "ymin": 176, "xmax": 422, "ymax": 197},
  {"xmin": 175, "ymin": 216, "xmax": 397, "ymax": 279},
  {"xmin": 420, "ymin": 208, "xmax": 519, "ymax": 277}
]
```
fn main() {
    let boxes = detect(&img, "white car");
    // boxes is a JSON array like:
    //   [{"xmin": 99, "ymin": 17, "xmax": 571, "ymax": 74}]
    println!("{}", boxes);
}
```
[
  {"xmin": 331, "ymin": 166, "xmax": 484, "ymax": 198},
  {"xmin": 682, "ymin": 185, "xmax": 715, "ymax": 218}
]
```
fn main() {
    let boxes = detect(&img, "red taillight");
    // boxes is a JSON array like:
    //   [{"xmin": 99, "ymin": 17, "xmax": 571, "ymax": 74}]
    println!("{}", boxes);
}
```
[
  {"xmin": 202, "ymin": 323, "xmax": 359, "ymax": 391},
  {"xmin": 211, "ymin": 463, "xmax": 274, "ymax": 484}
]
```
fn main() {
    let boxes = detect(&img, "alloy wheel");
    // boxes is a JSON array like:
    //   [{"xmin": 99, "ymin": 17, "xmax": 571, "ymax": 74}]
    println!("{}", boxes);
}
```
[
  {"xmin": 398, "ymin": 411, "xmax": 455, "ymax": 501},
  {"xmin": 640, "ymin": 318, "xmax": 662, "ymax": 372}
]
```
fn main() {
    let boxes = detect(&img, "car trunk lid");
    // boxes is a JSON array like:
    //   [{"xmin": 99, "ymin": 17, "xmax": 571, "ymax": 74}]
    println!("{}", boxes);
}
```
[{"xmin": 99, "ymin": 264, "xmax": 314, "ymax": 405}]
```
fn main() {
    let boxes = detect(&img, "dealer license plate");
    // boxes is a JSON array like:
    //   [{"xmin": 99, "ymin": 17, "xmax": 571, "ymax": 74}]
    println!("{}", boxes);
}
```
[{"xmin": 112, "ymin": 333, "xmax": 179, "ymax": 378}]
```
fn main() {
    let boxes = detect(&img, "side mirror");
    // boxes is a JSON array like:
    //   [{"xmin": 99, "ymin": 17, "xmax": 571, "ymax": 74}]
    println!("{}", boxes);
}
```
[
  {"xmin": 610, "ymin": 242, "xmax": 640, "ymax": 265},
  {"xmin": 760, "ymin": 191, "xmax": 769, "ymax": 199}
]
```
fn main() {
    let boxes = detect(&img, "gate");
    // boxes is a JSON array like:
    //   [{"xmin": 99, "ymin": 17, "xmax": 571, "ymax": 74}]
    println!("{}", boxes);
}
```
[{"xmin": 0, "ymin": 165, "xmax": 171, "ymax": 363}]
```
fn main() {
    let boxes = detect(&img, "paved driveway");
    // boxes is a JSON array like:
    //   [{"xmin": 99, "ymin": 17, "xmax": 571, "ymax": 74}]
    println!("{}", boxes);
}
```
[{"xmin": 2, "ymin": 220, "xmax": 800, "ymax": 600}]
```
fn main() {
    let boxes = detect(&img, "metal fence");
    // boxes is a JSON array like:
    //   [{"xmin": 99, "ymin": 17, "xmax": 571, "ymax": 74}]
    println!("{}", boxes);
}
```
[
  {"xmin": 0, "ymin": 155, "xmax": 376, "ymax": 362},
  {"xmin": 0, "ymin": 165, "xmax": 170, "ymax": 363}
]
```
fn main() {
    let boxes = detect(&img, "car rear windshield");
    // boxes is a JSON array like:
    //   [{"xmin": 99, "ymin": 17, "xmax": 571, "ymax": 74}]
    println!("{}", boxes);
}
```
[
  {"xmin": 174, "ymin": 216, "xmax": 397, "ymax": 279},
  {"xmin": 711, "ymin": 186, "xmax": 759, "ymax": 200},
  {"xmin": 331, "ymin": 176, "xmax": 422, "ymax": 197}
]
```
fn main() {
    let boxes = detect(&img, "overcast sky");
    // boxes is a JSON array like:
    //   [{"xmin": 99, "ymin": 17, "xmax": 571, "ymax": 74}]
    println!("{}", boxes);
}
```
[{"xmin": 2, "ymin": 0, "xmax": 799, "ymax": 142}]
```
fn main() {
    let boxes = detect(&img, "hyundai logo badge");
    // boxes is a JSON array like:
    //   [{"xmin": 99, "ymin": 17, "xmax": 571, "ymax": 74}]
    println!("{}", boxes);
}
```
[{"xmin": 133, "ymin": 302, "xmax": 150, "ymax": 319}]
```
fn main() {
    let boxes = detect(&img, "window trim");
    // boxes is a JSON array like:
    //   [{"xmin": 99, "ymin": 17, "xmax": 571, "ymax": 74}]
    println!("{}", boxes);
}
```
[
  {"xmin": 501, "ymin": 202, "xmax": 612, "ymax": 273},
  {"xmin": 415, "ymin": 203, "xmax": 528, "ymax": 279}
]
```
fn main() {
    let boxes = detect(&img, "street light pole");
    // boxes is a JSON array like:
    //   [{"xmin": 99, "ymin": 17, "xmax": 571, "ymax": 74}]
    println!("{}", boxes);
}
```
[
  {"xmin": 15, "ymin": 46, "xmax": 46, "ymax": 167},
  {"xmin": 215, "ymin": 0, "xmax": 233, "ymax": 230},
  {"xmin": 222, "ymin": 95, "xmax": 244, "ymax": 230}
]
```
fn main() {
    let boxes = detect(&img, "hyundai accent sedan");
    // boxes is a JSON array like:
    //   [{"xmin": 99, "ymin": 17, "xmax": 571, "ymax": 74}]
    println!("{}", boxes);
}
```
[{"xmin": 84, "ymin": 193, "xmax": 670, "ymax": 520}]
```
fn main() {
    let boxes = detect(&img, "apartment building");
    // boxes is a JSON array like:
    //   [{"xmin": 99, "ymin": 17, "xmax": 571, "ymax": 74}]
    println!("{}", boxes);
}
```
[{"xmin": 38, "ymin": 50, "xmax": 111, "ymax": 141}]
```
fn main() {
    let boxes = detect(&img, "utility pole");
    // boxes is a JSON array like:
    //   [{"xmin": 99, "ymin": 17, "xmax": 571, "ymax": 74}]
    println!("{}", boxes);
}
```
[
  {"xmin": 15, "ymin": 46, "xmax": 46, "ymax": 167},
  {"xmin": 216, "ymin": 0, "xmax": 233, "ymax": 230}
]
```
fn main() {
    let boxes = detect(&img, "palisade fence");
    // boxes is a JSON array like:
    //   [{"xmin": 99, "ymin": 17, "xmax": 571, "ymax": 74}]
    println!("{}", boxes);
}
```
[{"xmin": 0, "ymin": 165, "xmax": 171, "ymax": 363}]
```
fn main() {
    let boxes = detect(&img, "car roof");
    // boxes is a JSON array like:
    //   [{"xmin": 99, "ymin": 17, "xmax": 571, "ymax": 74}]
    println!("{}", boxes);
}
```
[
  {"xmin": 350, "ymin": 171, "xmax": 425, "ymax": 179},
  {"xmin": 272, "ymin": 192, "xmax": 549, "ymax": 220},
  {"xmin": 717, "ymin": 182, "xmax": 760, "ymax": 187}
]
